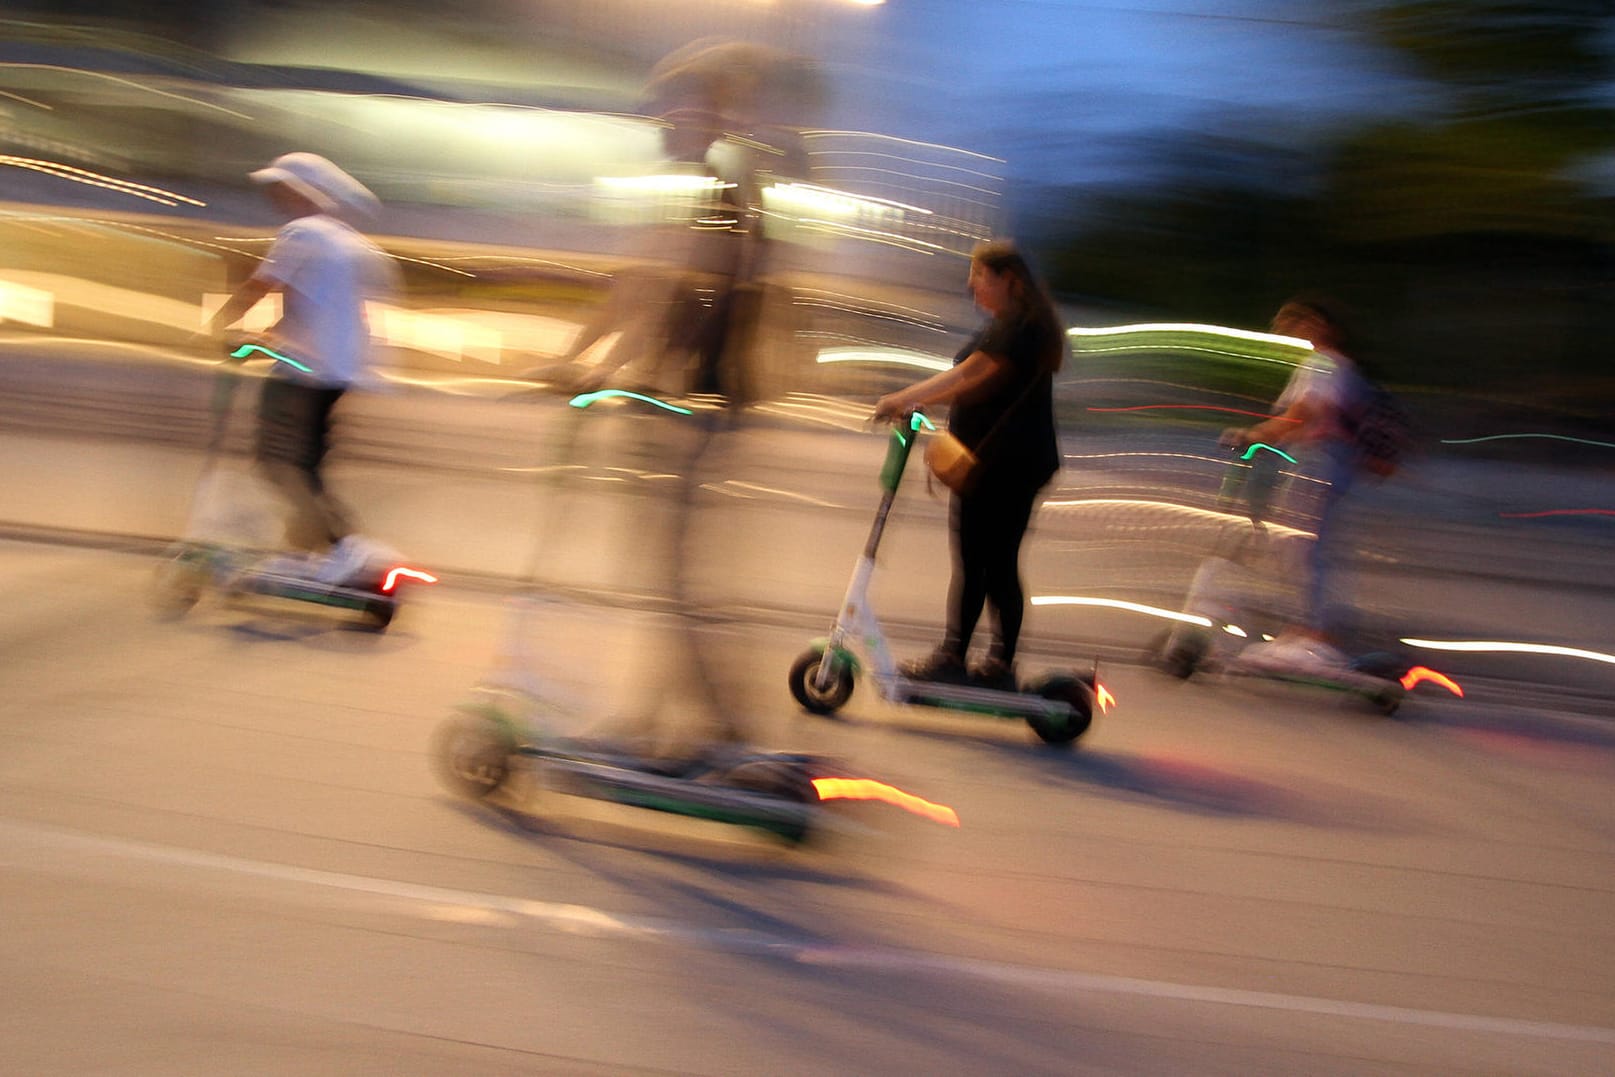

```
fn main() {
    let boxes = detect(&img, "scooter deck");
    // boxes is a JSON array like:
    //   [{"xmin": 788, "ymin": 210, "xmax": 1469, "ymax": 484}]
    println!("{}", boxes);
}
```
[
  {"xmin": 1221, "ymin": 660, "xmax": 1405, "ymax": 713},
  {"xmin": 893, "ymin": 677, "xmax": 1074, "ymax": 720},
  {"xmin": 227, "ymin": 568, "xmax": 392, "ymax": 612},
  {"xmin": 510, "ymin": 744, "xmax": 820, "ymax": 840}
]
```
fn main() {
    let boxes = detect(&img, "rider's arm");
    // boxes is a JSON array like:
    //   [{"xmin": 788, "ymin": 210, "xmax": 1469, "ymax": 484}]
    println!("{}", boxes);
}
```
[
  {"xmin": 874, "ymin": 351, "xmax": 1007, "ymax": 420},
  {"xmin": 1235, "ymin": 396, "xmax": 1313, "ymax": 447},
  {"xmin": 207, "ymin": 274, "xmax": 276, "ymax": 336}
]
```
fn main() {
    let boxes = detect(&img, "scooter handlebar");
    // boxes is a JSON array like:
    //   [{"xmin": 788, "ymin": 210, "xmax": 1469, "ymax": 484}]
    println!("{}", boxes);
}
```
[{"xmin": 873, "ymin": 409, "xmax": 934, "ymax": 432}]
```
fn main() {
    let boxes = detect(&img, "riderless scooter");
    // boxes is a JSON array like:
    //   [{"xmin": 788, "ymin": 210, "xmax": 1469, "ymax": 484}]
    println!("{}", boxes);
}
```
[
  {"xmin": 788, "ymin": 412, "xmax": 1104, "ymax": 744},
  {"xmin": 435, "ymin": 390, "xmax": 961, "ymax": 844}
]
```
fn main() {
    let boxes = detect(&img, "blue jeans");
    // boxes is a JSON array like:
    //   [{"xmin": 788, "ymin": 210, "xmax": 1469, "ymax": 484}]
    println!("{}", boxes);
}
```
[{"xmin": 1303, "ymin": 440, "xmax": 1358, "ymax": 638}]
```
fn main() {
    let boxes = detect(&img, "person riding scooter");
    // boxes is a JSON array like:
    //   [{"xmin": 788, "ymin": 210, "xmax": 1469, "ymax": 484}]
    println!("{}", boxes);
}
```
[{"xmin": 873, "ymin": 239, "xmax": 1065, "ymax": 690}]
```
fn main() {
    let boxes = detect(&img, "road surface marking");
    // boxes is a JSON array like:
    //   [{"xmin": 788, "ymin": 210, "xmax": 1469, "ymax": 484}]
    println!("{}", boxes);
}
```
[{"xmin": 4, "ymin": 818, "xmax": 1612, "ymax": 1045}]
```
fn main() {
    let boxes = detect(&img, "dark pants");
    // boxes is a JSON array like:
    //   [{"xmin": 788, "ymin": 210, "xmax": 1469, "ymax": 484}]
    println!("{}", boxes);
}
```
[
  {"xmin": 943, "ymin": 481, "xmax": 1042, "ymax": 665},
  {"xmin": 255, "ymin": 377, "xmax": 351, "ymax": 550}
]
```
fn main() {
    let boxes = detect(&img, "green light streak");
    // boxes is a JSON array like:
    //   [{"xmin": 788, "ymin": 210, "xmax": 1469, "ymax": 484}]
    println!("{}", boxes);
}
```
[
  {"xmin": 229, "ymin": 344, "xmax": 311, "ymax": 374},
  {"xmin": 1441, "ymin": 433, "xmax": 1615, "ymax": 451},
  {"xmin": 1066, "ymin": 322, "xmax": 1311, "ymax": 367},
  {"xmin": 909, "ymin": 412, "xmax": 936, "ymax": 432},
  {"xmin": 1240, "ymin": 442, "xmax": 1296, "ymax": 463},
  {"xmin": 568, "ymin": 389, "xmax": 693, "ymax": 415}
]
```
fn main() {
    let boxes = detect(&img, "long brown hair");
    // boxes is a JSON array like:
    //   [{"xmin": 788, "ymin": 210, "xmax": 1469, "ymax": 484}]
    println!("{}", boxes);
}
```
[{"xmin": 971, "ymin": 239, "xmax": 1064, "ymax": 371}]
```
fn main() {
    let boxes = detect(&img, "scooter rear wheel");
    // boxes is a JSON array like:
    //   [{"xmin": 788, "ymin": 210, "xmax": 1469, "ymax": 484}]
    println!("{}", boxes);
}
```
[
  {"xmin": 789, "ymin": 647, "xmax": 854, "ymax": 715},
  {"xmin": 720, "ymin": 757, "xmax": 819, "ymax": 844},
  {"xmin": 1025, "ymin": 675, "xmax": 1095, "ymax": 745},
  {"xmin": 362, "ymin": 597, "xmax": 395, "ymax": 632},
  {"xmin": 1370, "ymin": 683, "xmax": 1405, "ymax": 716}
]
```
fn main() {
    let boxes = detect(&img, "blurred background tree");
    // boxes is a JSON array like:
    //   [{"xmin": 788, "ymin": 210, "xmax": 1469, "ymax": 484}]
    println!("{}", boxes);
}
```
[{"xmin": 1037, "ymin": 0, "xmax": 1613, "ymax": 431}]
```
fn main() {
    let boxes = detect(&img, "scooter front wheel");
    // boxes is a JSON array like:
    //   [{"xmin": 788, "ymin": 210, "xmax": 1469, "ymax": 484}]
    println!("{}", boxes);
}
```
[
  {"xmin": 433, "ymin": 714, "xmax": 517, "ymax": 799},
  {"xmin": 1152, "ymin": 627, "xmax": 1209, "ymax": 680},
  {"xmin": 150, "ymin": 546, "xmax": 212, "ymax": 617},
  {"xmin": 789, "ymin": 647, "xmax": 854, "ymax": 715},
  {"xmin": 1025, "ymin": 675, "xmax": 1095, "ymax": 745}
]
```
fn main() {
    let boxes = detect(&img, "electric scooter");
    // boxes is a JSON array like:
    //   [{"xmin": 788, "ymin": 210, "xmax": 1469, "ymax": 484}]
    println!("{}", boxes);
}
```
[
  {"xmin": 156, "ymin": 542, "xmax": 436, "ymax": 631},
  {"xmin": 151, "ymin": 341, "xmax": 436, "ymax": 630},
  {"xmin": 1151, "ymin": 443, "xmax": 1462, "ymax": 715},
  {"xmin": 434, "ymin": 687, "xmax": 959, "ymax": 845},
  {"xmin": 433, "ymin": 390, "xmax": 960, "ymax": 844},
  {"xmin": 788, "ymin": 412, "xmax": 1103, "ymax": 745}
]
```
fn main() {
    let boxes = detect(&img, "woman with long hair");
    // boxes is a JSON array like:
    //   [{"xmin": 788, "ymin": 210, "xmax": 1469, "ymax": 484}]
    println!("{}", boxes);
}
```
[{"xmin": 873, "ymin": 239, "xmax": 1065, "ymax": 688}]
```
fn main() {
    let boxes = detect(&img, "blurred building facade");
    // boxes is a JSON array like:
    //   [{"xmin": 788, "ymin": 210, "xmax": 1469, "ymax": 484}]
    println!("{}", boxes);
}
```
[{"xmin": 1, "ymin": 2, "xmax": 1008, "ymax": 400}]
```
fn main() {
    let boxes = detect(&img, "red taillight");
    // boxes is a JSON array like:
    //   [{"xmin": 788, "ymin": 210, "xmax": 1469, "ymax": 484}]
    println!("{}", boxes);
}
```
[{"xmin": 381, "ymin": 566, "xmax": 438, "ymax": 594}]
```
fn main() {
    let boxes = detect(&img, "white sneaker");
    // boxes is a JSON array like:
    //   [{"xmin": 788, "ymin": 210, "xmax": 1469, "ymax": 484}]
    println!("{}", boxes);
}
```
[
  {"xmin": 1291, "ymin": 639, "xmax": 1352, "ymax": 674},
  {"xmin": 1238, "ymin": 638, "xmax": 1305, "ymax": 673},
  {"xmin": 1240, "ymin": 635, "xmax": 1350, "ymax": 676},
  {"xmin": 315, "ymin": 535, "xmax": 399, "ymax": 586}
]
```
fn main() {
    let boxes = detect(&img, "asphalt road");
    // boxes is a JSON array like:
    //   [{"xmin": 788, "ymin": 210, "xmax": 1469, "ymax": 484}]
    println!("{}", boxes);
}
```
[{"xmin": 3, "ymin": 423, "xmax": 1613, "ymax": 1073}]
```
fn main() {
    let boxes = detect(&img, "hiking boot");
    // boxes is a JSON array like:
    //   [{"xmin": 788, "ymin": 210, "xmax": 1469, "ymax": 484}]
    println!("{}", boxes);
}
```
[
  {"xmin": 900, "ymin": 648, "xmax": 969, "ymax": 684},
  {"xmin": 969, "ymin": 657, "xmax": 1018, "ymax": 693}
]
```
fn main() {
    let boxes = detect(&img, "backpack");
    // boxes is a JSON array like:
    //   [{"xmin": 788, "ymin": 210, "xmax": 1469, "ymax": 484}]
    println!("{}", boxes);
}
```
[{"xmin": 1348, "ymin": 377, "xmax": 1412, "ymax": 478}]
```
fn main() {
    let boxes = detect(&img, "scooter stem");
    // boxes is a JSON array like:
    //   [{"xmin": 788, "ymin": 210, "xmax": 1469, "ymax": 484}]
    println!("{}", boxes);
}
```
[{"xmin": 865, "ymin": 412, "xmax": 926, "ymax": 557}]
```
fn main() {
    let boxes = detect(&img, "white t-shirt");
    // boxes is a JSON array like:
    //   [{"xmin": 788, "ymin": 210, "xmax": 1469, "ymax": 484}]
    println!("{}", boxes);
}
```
[
  {"xmin": 254, "ymin": 214, "xmax": 393, "ymax": 388},
  {"xmin": 1275, "ymin": 347, "xmax": 1361, "ymax": 445}
]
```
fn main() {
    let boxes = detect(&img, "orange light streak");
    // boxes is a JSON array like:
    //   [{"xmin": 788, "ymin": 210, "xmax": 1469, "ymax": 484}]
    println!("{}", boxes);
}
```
[
  {"xmin": 1096, "ymin": 684, "xmax": 1117, "ymax": 713},
  {"xmin": 1400, "ymin": 666, "xmax": 1463, "ymax": 697},
  {"xmin": 810, "ymin": 778, "xmax": 960, "ymax": 827}
]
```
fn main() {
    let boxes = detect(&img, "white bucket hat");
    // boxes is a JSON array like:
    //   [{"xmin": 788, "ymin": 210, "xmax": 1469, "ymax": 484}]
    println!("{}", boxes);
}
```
[{"xmin": 250, "ymin": 152, "xmax": 380, "ymax": 222}]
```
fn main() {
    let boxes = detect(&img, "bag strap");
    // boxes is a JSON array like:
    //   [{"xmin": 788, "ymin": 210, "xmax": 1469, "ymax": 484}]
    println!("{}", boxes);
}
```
[
  {"xmin": 925, "ymin": 372, "xmax": 1043, "ymax": 498},
  {"xmin": 968, "ymin": 370, "xmax": 1044, "ymax": 460}
]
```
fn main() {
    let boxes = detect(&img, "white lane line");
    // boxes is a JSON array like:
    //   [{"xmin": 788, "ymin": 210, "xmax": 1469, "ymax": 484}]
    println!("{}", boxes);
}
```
[{"xmin": 5, "ymin": 819, "xmax": 1612, "ymax": 1045}]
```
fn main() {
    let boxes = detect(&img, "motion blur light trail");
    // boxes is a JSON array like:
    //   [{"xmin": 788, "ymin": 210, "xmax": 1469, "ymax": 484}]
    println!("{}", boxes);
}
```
[
  {"xmin": 381, "ymin": 567, "xmax": 438, "ymax": 594},
  {"xmin": 1039, "ymin": 498, "xmax": 1316, "ymax": 540},
  {"xmin": 230, "ymin": 343, "xmax": 311, "ymax": 374},
  {"xmin": 809, "ymin": 778, "xmax": 960, "ymax": 827},
  {"xmin": 816, "ymin": 346, "xmax": 950, "ymax": 372},
  {"xmin": 1400, "ymin": 666, "xmax": 1464, "ymax": 696},
  {"xmin": 1086, "ymin": 404, "xmax": 1292, "ymax": 422},
  {"xmin": 1443, "ymin": 434, "xmax": 1615, "ymax": 450},
  {"xmin": 1069, "ymin": 322, "xmax": 1311, "ymax": 363},
  {"xmin": 1498, "ymin": 509, "xmax": 1614, "ymax": 519},
  {"xmin": 1403, "ymin": 639, "xmax": 1615, "ymax": 668},
  {"xmin": 1241, "ymin": 442, "xmax": 1297, "ymax": 463},
  {"xmin": 1032, "ymin": 594, "xmax": 1212, "ymax": 628},
  {"xmin": 0, "ymin": 155, "xmax": 207, "ymax": 208},
  {"xmin": 568, "ymin": 389, "xmax": 693, "ymax": 415},
  {"xmin": 0, "ymin": 61, "xmax": 252, "ymax": 119}
]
